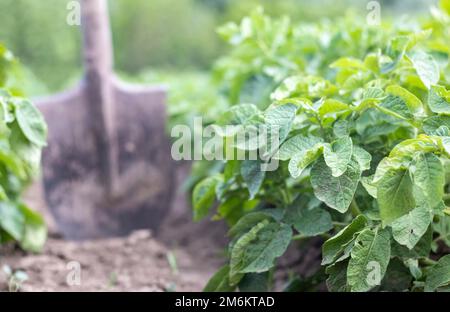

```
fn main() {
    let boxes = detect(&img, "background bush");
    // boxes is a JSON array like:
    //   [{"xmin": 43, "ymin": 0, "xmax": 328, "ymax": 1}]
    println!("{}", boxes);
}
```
[{"xmin": 0, "ymin": 0, "xmax": 435, "ymax": 95}]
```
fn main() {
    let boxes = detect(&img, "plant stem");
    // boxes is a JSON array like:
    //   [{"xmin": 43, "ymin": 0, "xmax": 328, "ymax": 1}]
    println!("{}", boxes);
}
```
[
  {"xmin": 419, "ymin": 258, "xmax": 437, "ymax": 266},
  {"xmin": 292, "ymin": 234, "xmax": 308, "ymax": 241},
  {"xmin": 292, "ymin": 233, "xmax": 331, "ymax": 241},
  {"xmin": 332, "ymin": 221, "xmax": 348, "ymax": 227},
  {"xmin": 284, "ymin": 181, "xmax": 292, "ymax": 204},
  {"xmin": 350, "ymin": 199, "xmax": 362, "ymax": 217}
]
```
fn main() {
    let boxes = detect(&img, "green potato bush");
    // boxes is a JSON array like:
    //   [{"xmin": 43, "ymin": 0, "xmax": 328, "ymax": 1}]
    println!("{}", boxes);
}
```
[
  {"xmin": 193, "ymin": 1, "xmax": 450, "ymax": 292},
  {"xmin": 0, "ymin": 44, "xmax": 47, "ymax": 252}
]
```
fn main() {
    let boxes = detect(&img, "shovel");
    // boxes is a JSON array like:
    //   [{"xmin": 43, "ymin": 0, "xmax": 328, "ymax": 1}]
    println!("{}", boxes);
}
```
[{"xmin": 35, "ymin": 0, "xmax": 174, "ymax": 240}]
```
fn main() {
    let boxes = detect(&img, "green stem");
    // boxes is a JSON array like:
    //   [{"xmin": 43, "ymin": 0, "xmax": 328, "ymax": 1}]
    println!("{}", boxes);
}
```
[
  {"xmin": 314, "ymin": 113, "xmax": 330, "ymax": 142},
  {"xmin": 333, "ymin": 221, "xmax": 348, "ymax": 227},
  {"xmin": 284, "ymin": 181, "xmax": 292, "ymax": 204},
  {"xmin": 292, "ymin": 233, "xmax": 331, "ymax": 241},
  {"xmin": 292, "ymin": 234, "xmax": 308, "ymax": 241},
  {"xmin": 280, "ymin": 188, "xmax": 291, "ymax": 206},
  {"xmin": 350, "ymin": 199, "xmax": 362, "ymax": 217},
  {"xmin": 419, "ymin": 258, "xmax": 437, "ymax": 266}
]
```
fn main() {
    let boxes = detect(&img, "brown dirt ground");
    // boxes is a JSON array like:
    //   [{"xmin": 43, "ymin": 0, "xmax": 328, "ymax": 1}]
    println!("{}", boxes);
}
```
[
  {"xmin": 0, "ymin": 228, "xmax": 224, "ymax": 292},
  {"xmin": 0, "ymin": 163, "xmax": 323, "ymax": 292},
  {"xmin": 0, "ymin": 163, "xmax": 228, "ymax": 292}
]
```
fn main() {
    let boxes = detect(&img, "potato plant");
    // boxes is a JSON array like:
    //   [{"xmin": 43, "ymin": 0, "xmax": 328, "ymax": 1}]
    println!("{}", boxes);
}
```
[
  {"xmin": 0, "ymin": 44, "xmax": 47, "ymax": 252},
  {"xmin": 194, "ymin": 1, "xmax": 450, "ymax": 291}
]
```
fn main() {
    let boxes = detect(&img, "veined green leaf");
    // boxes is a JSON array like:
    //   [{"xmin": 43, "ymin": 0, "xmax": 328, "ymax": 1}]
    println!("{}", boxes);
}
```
[
  {"xmin": 229, "ymin": 220, "xmax": 292, "ymax": 284},
  {"xmin": 361, "ymin": 176, "xmax": 378, "ymax": 198},
  {"xmin": 405, "ymin": 258, "xmax": 422, "ymax": 280},
  {"xmin": 288, "ymin": 143, "xmax": 324, "ymax": 178},
  {"xmin": 425, "ymin": 255, "xmax": 450, "ymax": 292},
  {"xmin": 423, "ymin": 116, "xmax": 450, "ymax": 135},
  {"xmin": 363, "ymin": 87, "xmax": 385, "ymax": 101},
  {"xmin": 428, "ymin": 85, "xmax": 450, "ymax": 114},
  {"xmin": 217, "ymin": 103, "xmax": 260, "ymax": 126},
  {"xmin": 391, "ymin": 226, "xmax": 433, "ymax": 259},
  {"xmin": 347, "ymin": 228, "xmax": 391, "ymax": 292},
  {"xmin": 411, "ymin": 153, "xmax": 444, "ymax": 207},
  {"xmin": 391, "ymin": 205, "xmax": 432, "ymax": 249},
  {"xmin": 192, "ymin": 176, "xmax": 220, "ymax": 221},
  {"xmin": 310, "ymin": 157, "xmax": 361, "ymax": 213},
  {"xmin": 19, "ymin": 203, "xmax": 47, "ymax": 252},
  {"xmin": 389, "ymin": 136, "xmax": 438, "ymax": 158},
  {"xmin": 379, "ymin": 94, "xmax": 413, "ymax": 120},
  {"xmin": 203, "ymin": 265, "xmax": 235, "ymax": 292},
  {"xmin": 385, "ymin": 85, "xmax": 424, "ymax": 116},
  {"xmin": 409, "ymin": 50, "xmax": 440, "ymax": 89},
  {"xmin": 373, "ymin": 155, "xmax": 406, "ymax": 183},
  {"xmin": 275, "ymin": 134, "xmax": 323, "ymax": 161},
  {"xmin": 15, "ymin": 99, "xmax": 47, "ymax": 147},
  {"xmin": 326, "ymin": 261, "xmax": 349, "ymax": 292},
  {"xmin": 323, "ymin": 136, "xmax": 353, "ymax": 177},
  {"xmin": 264, "ymin": 103, "xmax": 297, "ymax": 140},
  {"xmin": 228, "ymin": 212, "xmax": 275, "ymax": 238},
  {"xmin": 262, "ymin": 103, "xmax": 298, "ymax": 154},
  {"xmin": 377, "ymin": 168, "xmax": 415, "ymax": 225},
  {"xmin": 322, "ymin": 215, "xmax": 367, "ymax": 265},
  {"xmin": 318, "ymin": 99, "xmax": 350, "ymax": 118},
  {"xmin": 333, "ymin": 119, "xmax": 350, "ymax": 138},
  {"xmin": 381, "ymin": 35, "xmax": 409, "ymax": 73},
  {"xmin": 241, "ymin": 160, "xmax": 265, "ymax": 200},
  {"xmin": 283, "ymin": 197, "xmax": 332, "ymax": 237},
  {"xmin": 271, "ymin": 75, "xmax": 337, "ymax": 101},
  {"xmin": 0, "ymin": 202, "xmax": 24, "ymax": 241},
  {"xmin": 275, "ymin": 97, "xmax": 314, "ymax": 112},
  {"xmin": 352, "ymin": 146, "xmax": 372, "ymax": 172}
]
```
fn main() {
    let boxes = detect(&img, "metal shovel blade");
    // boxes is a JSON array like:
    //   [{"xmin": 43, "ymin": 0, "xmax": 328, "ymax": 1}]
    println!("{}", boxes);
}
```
[{"xmin": 35, "ymin": 0, "xmax": 175, "ymax": 240}]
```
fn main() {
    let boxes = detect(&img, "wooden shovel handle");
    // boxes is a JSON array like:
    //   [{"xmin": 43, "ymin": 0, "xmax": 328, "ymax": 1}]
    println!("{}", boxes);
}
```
[
  {"xmin": 81, "ymin": 0, "xmax": 113, "ymax": 75},
  {"xmin": 81, "ymin": 0, "xmax": 119, "ymax": 195}
]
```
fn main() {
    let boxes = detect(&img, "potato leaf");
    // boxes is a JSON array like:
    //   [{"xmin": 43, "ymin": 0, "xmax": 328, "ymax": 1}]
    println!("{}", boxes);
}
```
[
  {"xmin": 311, "ymin": 157, "xmax": 361, "ymax": 213},
  {"xmin": 347, "ymin": 228, "xmax": 391, "ymax": 292}
]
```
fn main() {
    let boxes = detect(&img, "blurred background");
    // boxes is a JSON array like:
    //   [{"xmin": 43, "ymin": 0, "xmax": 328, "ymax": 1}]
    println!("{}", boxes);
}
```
[
  {"xmin": 0, "ymin": 0, "xmax": 437, "ymax": 98},
  {"xmin": 0, "ymin": 0, "xmax": 439, "ymax": 191}
]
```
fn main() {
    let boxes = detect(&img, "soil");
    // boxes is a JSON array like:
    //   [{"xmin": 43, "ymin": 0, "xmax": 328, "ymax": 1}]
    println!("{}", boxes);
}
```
[
  {"xmin": 0, "ymin": 163, "xmax": 323, "ymax": 292},
  {"xmin": 0, "ymin": 226, "xmax": 227, "ymax": 292},
  {"xmin": 0, "ymin": 163, "xmax": 228, "ymax": 292}
]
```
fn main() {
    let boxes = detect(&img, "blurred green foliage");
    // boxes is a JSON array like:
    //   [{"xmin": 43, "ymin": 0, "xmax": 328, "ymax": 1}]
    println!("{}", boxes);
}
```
[
  {"xmin": 0, "ymin": 0, "xmax": 435, "ymax": 95},
  {"xmin": 0, "ymin": 44, "xmax": 47, "ymax": 252},
  {"xmin": 110, "ymin": 0, "xmax": 220, "ymax": 74},
  {"xmin": 0, "ymin": 0, "xmax": 81, "ymax": 94},
  {"xmin": 120, "ymin": 70, "xmax": 227, "ymax": 131}
]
